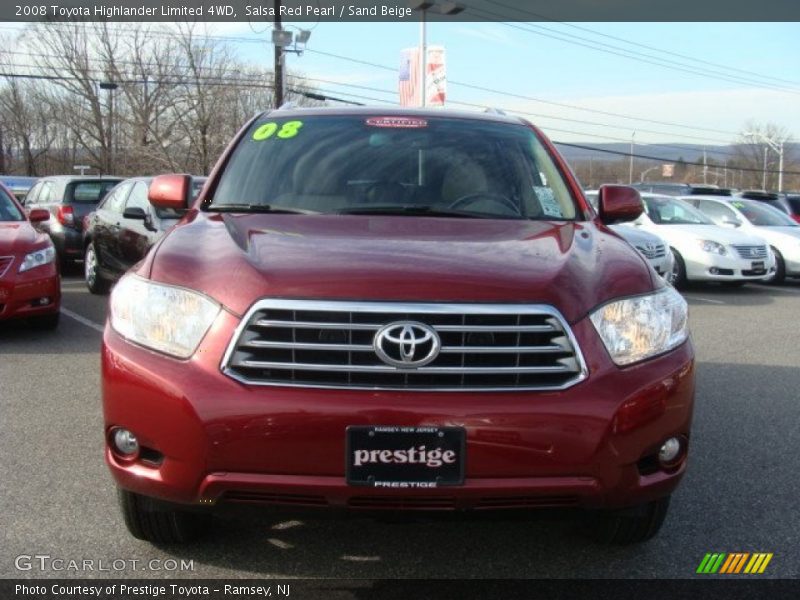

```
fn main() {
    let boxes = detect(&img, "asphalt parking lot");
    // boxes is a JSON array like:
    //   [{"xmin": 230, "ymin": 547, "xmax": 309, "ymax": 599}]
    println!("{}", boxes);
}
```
[{"xmin": 2, "ymin": 269, "xmax": 799, "ymax": 579}]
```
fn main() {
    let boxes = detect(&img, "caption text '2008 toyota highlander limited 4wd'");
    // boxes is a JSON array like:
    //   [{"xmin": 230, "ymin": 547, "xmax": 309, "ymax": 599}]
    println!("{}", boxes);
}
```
[{"xmin": 103, "ymin": 108, "xmax": 694, "ymax": 545}]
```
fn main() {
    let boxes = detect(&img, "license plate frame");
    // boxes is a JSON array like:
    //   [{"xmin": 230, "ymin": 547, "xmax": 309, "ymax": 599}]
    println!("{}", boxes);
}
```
[{"xmin": 346, "ymin": 426, "xmax": 466, "ymax": 488}]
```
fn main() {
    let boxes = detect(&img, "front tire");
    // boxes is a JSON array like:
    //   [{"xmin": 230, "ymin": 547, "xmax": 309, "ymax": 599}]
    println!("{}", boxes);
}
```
[
  {"xmin": 84, "ymin": 242, "xmax": 110, "ymax": 295},
  {"xmin": 670, "ymin": 249, "xmax": 687, "ymax": 289},
  {"xmin": 765, "ymin": 247, "xmax": 786, "ymax": 285},
  {"xmin": 589, "ymin": 496, "xmax": 671, "ymax": 544},
  {"xmin": 118, "ymin": 489, "xmax": 210, "ymax": 544}
]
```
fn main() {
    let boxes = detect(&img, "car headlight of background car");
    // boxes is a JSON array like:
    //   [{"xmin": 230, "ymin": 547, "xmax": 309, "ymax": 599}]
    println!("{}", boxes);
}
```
[
  {"xmin": 590, "ymin": 287, "xmax": 689, "ymax": 366},
  {"xmin": 18, "ymin": 244, "xmax": 55, "ymax": 273},
  {"xmin": 109, "ymin": 275, "xmax": 221, "ymax": 359},
  {"xmin": 697, "ymin": 239, "xmax": 727, "ymax": 255}
]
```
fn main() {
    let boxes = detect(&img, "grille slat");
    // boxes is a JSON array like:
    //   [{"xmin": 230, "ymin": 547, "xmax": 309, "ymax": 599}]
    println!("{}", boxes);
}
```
[
  {"xmin": 732, "ymin": 244, "xmax": 768, "ymax": 259},
  {"xmin": 634, "ymin": 244, "xmax": 667, "ymax": 259},
  {"xmin": 223, "ymin": 300, "xmax": 586, "ymax": 391},
  {"xmin": 239, "ymin": 360, "xmax": 572, "ymax": 374}
]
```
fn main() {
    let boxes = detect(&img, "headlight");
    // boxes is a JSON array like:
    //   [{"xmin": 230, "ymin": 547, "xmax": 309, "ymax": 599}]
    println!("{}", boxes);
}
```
[
  {"xmin": 18, "ymin": 244, "xmax": 55, "ymax": 272},
  {"xmin": 590, "ymin": 287, "xmax": 689, "ymax": 366},
  {"xmin": 698, "ymin": 239, "xmax": 727, "ymax": 255},
  {"xmin": 109, "ymin": 275, "xmax": 220, "ymax": 359}
]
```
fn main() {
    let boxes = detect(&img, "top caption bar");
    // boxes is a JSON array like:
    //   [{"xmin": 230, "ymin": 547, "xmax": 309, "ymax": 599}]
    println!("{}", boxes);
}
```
[{"xmin": 5, "ymin": 0, "xmax": 800, "ymax": 22}]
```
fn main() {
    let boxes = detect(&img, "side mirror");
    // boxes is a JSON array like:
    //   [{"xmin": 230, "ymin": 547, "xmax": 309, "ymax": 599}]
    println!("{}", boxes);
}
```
[
  {"xmin": 722, "ymin": 218, "xmax": 741, "ymax": 228},
  {"xmin": 148, "ymin": 174, "xmax": 191, "ymax": 210},
  {"xmin": 28, "ymin": 208, "xmax": 50, "ymax": 223},
  {"xmin": 122, "ymin": 207, "xmax": 147, "ymax": 220},
  {"xmin": 598, "ymin": 185, "xmax": 643, "ymax": 225}
]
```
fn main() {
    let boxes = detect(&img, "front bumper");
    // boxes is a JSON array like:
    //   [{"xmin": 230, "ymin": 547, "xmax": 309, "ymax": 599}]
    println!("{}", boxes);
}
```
[
  {"xmin": 102, "ymin": 312, "xmax": 695, "ymax": 512},
  {"xmin": 0, "ymin": 260, "xmax": 60, "ymax": 321},
  {"xmin": 684, "ymin": 249, "xmax": 775, "ymax": 281}
]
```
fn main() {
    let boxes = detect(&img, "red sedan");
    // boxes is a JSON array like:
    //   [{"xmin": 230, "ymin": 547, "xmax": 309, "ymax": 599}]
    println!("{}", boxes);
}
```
[{"xmin": 0, "ymin": 183, "xmax": 60, "ymax": 328}]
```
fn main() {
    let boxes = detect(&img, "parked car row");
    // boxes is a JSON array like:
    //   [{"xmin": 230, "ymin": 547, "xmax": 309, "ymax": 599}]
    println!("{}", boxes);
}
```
[{"xmin": 586, "ymin": 189, "xmax": 800, "ymax": 288}]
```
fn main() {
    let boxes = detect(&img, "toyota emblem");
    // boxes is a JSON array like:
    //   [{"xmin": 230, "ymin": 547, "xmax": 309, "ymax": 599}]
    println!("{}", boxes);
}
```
[{"xmin": 373, "ymin": 321, "xmax": 441, "ymax": 368}]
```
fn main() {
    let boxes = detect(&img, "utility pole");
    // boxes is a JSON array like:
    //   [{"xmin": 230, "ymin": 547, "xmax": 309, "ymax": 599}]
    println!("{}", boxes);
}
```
[
  {"xmin": 273, "ymin": 0, "xmax": 284, "ymax": 108},
  {"xmin": 628, "ymin": 131, "xmax": 635, "ymax": 184},
  {"xmin": 702, "ymin": 147, "xmax": 707, "ymax": 184},
  {"xmin": 419, "ymin": 8, "xmax": 426, "ymax": 107},
  {"xmin": 762, "ymin": 147, "xmax": 768, "ymax": 190}
]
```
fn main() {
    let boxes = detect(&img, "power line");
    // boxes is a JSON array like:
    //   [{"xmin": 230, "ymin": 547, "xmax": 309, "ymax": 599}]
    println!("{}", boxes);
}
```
[
  {"xmin": 478, "ymin": 0, "xmax": 800, "ymax": 88},
  {"xmin": 0, "ymin": 66, "xmax": 747, "ymax": 157},
  {"xmin": 1, "ymin": 21, "xmax": 751, "ymax": 137},
  {"xmin": 462, "ymin": 2, "xmax": 800, "ymax": 96},
  {"xmin": 304, "ymin": 48, "xmax": 742, "ymax": 137}
]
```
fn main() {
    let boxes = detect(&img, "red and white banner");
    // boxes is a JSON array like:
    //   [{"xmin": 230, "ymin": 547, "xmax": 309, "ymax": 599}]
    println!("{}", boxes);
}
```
[{"xmin": 399, "ymin": 46, "xmax": 447, "ymax": 107}]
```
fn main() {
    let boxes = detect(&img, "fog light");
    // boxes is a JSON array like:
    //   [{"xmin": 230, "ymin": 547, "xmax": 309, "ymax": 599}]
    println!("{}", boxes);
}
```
[
  {"xmin": 112, "ymin": 428, "xmax": 139, "ymax": 457},
  {"xmin": 709, "ymin": 267, "xmax": 719, "ymax": 275},
  {"xmin": 658, "ymin": 437, "xmax": 682, "ymax": 467}
]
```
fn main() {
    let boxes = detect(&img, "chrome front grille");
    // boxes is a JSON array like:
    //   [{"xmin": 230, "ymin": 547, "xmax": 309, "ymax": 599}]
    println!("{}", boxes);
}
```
[
  {"xmin": 222, "ymin": 300, "xmax": 587, "ymax": 391},
  {"xmin": 732, "ymin": 244, "xmax": 768, "ymax": 259},
  {"xmin": 634, "ymin": 244, "xmax": 667, "ymax": 259},
  {"xmin": 0, "ymin": 256, "xmax": 13, "ymax": 278}
]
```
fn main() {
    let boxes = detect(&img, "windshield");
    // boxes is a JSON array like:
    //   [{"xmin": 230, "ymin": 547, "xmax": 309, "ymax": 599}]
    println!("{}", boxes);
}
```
[
  {"xmin": 211, "ymin": 115, "xmax": 578, "ymax": 220},
  {"xmin": 643, "ymin": 195, "xmax": 713, "ymax": 225},
  {"xmin": 731, "ymin": 199, "xmax": 798, "ymax": 227},
  {"xmin": 0, "ymin": 187, "xmax": 24, "ymax": 221}
]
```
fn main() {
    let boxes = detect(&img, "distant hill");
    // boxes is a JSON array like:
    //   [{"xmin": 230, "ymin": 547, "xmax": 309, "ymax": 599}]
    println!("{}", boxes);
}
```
[{"xmin": 553, "ymin": 142, "xmax": 800, "ymax": 163}]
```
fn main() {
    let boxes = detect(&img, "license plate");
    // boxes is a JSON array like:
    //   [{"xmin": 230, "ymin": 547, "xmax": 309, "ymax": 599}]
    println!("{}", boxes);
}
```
[
  {"xmin": 751, "ymin": 261, "xmax": 765, "ymax": 270},
  {"xmin": 346, "ymin": 426, "xmax": 465, "ymax": 488}
]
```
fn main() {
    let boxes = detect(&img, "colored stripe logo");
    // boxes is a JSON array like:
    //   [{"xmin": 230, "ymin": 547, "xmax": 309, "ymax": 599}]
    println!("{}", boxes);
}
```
[{"xmin": 697, "ymin": 553, "xmax": 773, "ymax": 574}]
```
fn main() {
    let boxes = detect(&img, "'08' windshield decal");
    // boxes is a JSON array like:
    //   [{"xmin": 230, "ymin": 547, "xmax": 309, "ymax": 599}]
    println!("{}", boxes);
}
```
[{"xmin": 252, "ymin": 120, "xmax": 304, "ymax": 141}]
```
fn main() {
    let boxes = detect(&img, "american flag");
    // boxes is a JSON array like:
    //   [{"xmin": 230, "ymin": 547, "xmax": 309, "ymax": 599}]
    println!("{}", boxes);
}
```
[{"xmin": 399, "ymin": 47, "xmax": 420, "ymax": 107}]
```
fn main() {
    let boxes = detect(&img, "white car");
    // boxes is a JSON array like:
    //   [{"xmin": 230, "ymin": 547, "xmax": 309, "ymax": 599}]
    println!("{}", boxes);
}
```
[
  {"xmin": 620, "ymin": 193, "xmax": 775, "ymax": 287},
  {"xmin": 686, "ymin": 195, "xmax": 800, "ymax": 284},
  {"xmin": 584, "ymin": 191, "xmax": 674, "ymax": 281}
]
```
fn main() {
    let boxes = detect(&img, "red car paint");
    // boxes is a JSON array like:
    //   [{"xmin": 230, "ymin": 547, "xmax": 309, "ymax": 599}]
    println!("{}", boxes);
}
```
[
  {"xmin": 0, "ymin": 184, "xmax": 60, "ymax": 323},
  {"xmin": 103, "ymin": 108, "xmax": 694, "ymax": 515}
]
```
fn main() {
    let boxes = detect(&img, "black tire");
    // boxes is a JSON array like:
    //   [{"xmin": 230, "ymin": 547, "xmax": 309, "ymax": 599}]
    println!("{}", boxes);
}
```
[
  {"xmin": 670, "ymin": 249, "xmax": 687, "ymax": 289},
  {"xmin": 118, "ymin": 488, "xmax": 210, "ymax": 544},
  {"xmin": 84, "ymin": 242, "xmax": 110, "ymax": 295},
  {"xmin": 589, "ymin": 495, "xmax": 671, "ymax": 545},
  {"xmin": 766, "ymin": 247, "xmax": 786, "ymax": 285},
  {"xmin": 29, "ymin": 312, "xmax": 60, "ymax": 330}
]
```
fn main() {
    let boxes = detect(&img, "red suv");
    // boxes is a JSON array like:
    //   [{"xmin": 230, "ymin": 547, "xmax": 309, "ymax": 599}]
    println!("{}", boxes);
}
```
[{"xmin": 103, "ymin": 108, "xmax": 694, "ymax": 545}]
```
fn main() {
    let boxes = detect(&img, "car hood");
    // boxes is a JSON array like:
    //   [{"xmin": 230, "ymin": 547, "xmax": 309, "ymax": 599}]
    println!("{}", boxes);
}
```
[
  {"xmin": 146, "ymin": 213, "xmax": 656, "ymax": 323},
  {"xmin": 633, "ymin": 222, "xmax": 768, "ymax": 247},
  {"xmin": 609, "ymin": 224, "xmax": 667, "ymax": 247},
  {"xmin": 753, "ymin": 226, "xmax": 800, "ymax": 244},
  {"xmin": 0, "ymin": 221, "xmax": 46, "ymax": 255}
]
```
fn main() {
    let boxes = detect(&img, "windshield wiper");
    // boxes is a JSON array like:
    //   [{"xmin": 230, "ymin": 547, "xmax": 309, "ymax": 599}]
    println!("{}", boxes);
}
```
[
  {"xmin": 205, "ymin": 204, "xmax": 316, "ymax": 214},
  {"xmin": 336, "ymin": 205, "xmax": 499, "ymax": 219}
]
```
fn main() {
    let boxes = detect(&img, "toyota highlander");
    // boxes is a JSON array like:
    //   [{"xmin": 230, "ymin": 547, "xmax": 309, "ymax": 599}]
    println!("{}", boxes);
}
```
[{"xmin": 102, "ymin": 108, "xmax": 695, "ymax": 545}]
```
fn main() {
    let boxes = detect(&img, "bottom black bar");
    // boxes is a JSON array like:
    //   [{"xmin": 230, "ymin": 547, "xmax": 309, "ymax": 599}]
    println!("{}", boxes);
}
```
[{"xmin": 3, "ymin": 579, "xmax": 800, "ymax": 600}]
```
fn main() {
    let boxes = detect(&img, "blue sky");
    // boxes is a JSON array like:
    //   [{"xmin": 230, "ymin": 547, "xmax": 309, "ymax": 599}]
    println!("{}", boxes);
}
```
[
  {"xmin": 218, "ymin": 21, "xmax": 800, "ymax": 146},
  {"xmin": 2, "ymin": 20, "xmax": 797, "ymax": 147}
]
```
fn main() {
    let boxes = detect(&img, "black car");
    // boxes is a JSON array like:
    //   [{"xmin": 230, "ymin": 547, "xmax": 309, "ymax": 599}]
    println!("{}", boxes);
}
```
[
  {"xmin": 83, "ymin": 176, "xmax": 206, "ymax": 293},
  {"xmin": 736, "ymin": 190, "xmax": 800, "ymax": 224},
  {"xmin": 25, "ymin": 176, "xmax": 123, "ymax": 264}
]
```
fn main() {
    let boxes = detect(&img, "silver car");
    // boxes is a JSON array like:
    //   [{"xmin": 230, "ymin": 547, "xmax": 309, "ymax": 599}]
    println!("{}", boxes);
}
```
[{"xmin": 585, "ymin": 191, "xmax": 675, "ymax": 282}]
